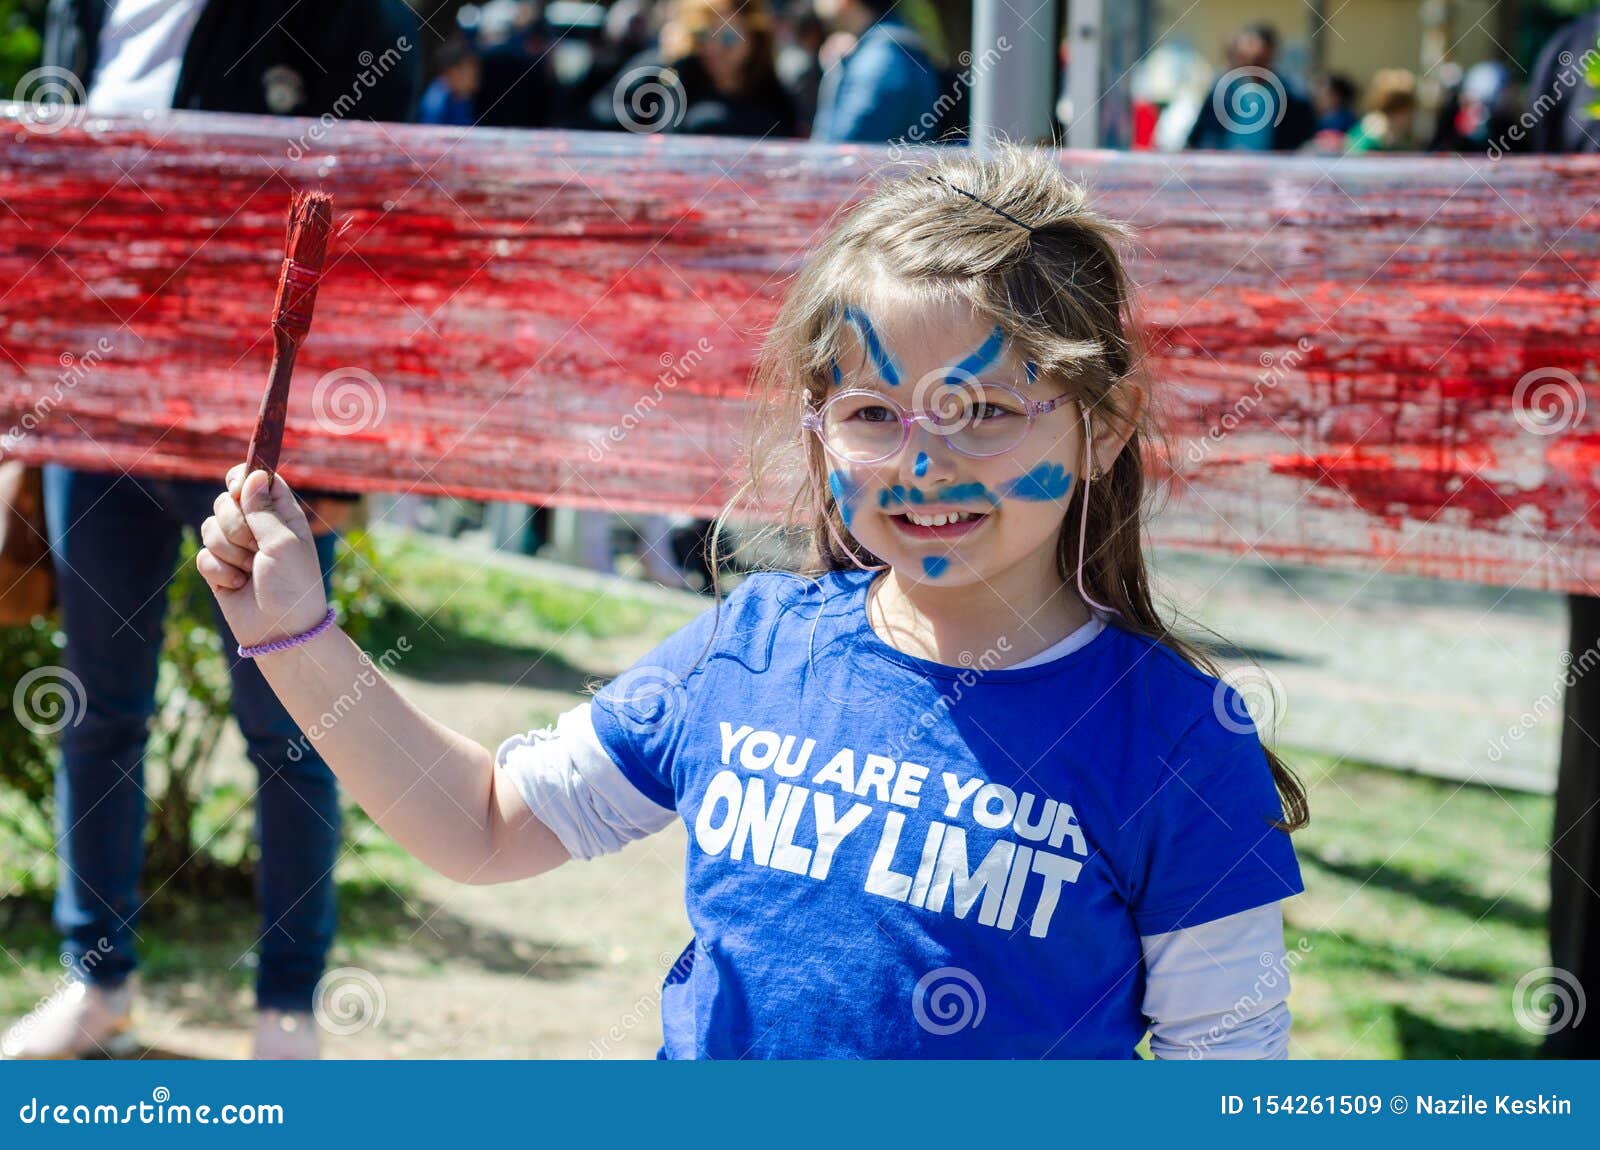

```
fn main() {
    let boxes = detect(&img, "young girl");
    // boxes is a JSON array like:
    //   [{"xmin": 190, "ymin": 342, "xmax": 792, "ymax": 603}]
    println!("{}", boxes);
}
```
[{"xmin": 197, "ymin": 145, "xmax": 1309, "ymax": 1060}]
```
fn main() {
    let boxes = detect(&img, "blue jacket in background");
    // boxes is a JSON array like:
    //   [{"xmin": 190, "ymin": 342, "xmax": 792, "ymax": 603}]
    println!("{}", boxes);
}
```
[
  {"xmin": 813, "ymin": 15, "xmax": 940, "ymax": 143},
  {"xmin": 419, "ymin": 78, "xmax": 474, "ymax": 126}
]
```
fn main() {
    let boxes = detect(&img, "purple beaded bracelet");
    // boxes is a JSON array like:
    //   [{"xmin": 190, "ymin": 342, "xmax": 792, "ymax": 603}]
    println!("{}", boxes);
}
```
[{"xmin": 237, "ymin": 606, "xmax": 337, "ymax": 659}]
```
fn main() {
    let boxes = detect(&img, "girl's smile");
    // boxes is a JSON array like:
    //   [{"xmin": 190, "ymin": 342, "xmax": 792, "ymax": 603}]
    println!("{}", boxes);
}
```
[{"xmin": 888, "ymin": 505, "xmax": 992, "ymax": 541}]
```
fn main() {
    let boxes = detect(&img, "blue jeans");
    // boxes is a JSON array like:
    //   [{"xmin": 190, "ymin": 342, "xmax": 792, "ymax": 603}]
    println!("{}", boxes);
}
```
[{"xmin": 41, "ymin": 464, "xmax": 342, "ymax": 1012}]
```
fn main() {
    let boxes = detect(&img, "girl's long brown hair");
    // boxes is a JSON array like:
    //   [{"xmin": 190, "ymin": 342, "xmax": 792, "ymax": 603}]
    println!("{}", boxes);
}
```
[{"xmin": 711, "ymin": 143, "xmax": 1308, "ymax": 833}]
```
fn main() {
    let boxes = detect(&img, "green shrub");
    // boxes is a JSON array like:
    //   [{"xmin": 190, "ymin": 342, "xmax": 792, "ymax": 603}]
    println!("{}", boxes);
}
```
[{"xmin": 0, "ymin": 525, "xmax": 396, "ymax": 902}]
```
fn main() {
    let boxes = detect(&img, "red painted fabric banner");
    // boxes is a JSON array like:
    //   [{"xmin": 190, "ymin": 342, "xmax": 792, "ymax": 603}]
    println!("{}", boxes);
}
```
[{"xmin": 1, "ymin": 107, "xmax": 1597, "ymax": 591}]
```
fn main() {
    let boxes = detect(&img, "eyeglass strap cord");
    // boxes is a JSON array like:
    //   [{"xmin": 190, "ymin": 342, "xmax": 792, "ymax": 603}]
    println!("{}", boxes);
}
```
[
  {"xmin": 1077, "ymin": 406, "xmax": 1119, "ymax": 617},
  {"xmin": 814, "ymin": 468, "xmax": 889, "ymax": 573}
]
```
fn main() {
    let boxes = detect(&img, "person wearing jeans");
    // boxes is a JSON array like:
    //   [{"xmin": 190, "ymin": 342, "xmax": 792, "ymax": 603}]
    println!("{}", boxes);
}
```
[
  {"xmin": 1, "ymin": 467, "xmax": 345, "ymax": 1059},
  {"xmin": 5, "ymin": 0, "xmax": 418, "ymax": 1060}
]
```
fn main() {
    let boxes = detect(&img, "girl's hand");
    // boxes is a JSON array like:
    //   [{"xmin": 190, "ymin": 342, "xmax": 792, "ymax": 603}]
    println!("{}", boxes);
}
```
[{"xmin": 197, "ymin": 465, "xmax": 330, "ymax": 649}]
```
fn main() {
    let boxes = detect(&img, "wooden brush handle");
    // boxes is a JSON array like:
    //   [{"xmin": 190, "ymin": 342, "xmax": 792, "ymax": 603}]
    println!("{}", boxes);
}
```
[{"xmin": 243, "ymin": 327, "xmax": 300, "ymax": 495}]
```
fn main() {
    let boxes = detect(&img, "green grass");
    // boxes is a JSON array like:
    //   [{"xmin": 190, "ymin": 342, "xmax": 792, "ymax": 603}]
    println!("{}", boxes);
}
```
[
  {"xmin": 366, "ymin": 535, "xmax": 689, "ymax": 645},
  {"xmin": 1279, "ymin": 753, "xmax": 1552, "ymax": 1059}
]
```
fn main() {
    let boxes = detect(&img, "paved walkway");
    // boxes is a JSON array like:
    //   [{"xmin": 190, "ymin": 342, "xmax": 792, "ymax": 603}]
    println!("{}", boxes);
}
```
[{"xmin": 1155, "ymin": 549, "xmax": 1569, "ymax": 794}]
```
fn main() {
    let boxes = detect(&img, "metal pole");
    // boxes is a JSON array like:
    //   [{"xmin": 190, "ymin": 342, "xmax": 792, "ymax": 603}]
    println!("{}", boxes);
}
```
[
  {"xmin": 970, "ymin": 0, "xmax": 1059, "ymax": 154},
  {"xmin": 1066, "ymin": 0, "xmax": 1103, "ymax": 149},
  {"xmin": 1309, "ymin": 0, "xmax": 1328, "ymax": 77}
]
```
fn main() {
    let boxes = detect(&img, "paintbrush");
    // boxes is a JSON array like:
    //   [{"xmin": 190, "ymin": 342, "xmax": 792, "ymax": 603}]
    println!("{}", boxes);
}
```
[{"xmin": 242, "ymin": 189, "xmax": 334, "ymax": 497}]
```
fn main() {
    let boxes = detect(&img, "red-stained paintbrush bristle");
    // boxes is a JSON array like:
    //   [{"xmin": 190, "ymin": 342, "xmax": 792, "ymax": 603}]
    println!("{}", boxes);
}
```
[
  {"xmin": 271, "ymin": 189, "xmax": 333, "ymax": 336},
  {"xmin": 243, "ymin": 190, "xmax": 335, "ymax": 492}
]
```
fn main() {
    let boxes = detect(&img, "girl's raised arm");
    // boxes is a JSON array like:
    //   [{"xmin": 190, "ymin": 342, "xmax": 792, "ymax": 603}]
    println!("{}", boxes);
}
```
[{"xmin": 196, "ymin": 465, "xmax": 570, "ymax": 885}]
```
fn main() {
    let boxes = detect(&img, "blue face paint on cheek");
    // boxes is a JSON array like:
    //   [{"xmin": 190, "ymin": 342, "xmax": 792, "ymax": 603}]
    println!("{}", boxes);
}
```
[
  {"xmin": 944, "ymin": 325, "xmax": 1006, "ymax": 385},
  {"xmin": 828, "ymin": 469, "xmax": 861, "ymax": 527},
  {"xmin": 913, "ymin": 451, "xmax": 929, "ymax": 478},
  {"xmin": 842, "ymin": 305, "xmax": 902, "ymax": 387},
  {"xmin": 1001, "ymin": 462, "xmax": 1074, "ymax": 501},
  {"xmin": 922, "ymin": 555, "xmax": 949, "ymax": 578},
  {"xmin": 1025, "ymin": 360, "xmax": 1038, "ymax": 385}
]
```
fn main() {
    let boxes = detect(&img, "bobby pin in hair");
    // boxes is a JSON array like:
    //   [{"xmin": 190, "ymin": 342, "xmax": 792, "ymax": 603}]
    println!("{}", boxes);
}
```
[{"xmin": 925, "ymin": 172, "xmax": 1037, "ymax": 235}]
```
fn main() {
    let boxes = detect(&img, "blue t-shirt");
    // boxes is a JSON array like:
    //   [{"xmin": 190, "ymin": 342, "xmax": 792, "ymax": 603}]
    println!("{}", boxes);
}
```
[{"xmin": 589, "ymin": 569, "xmax": 1304, "ymax": 1059}]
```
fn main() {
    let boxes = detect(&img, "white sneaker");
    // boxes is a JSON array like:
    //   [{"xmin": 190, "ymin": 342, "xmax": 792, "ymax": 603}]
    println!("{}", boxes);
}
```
[
  {"xmin": 1, "ymin": 979, "xmax": 137, "ymax": 1060},
  {"xmin": 252, "ymin": 1009, "xmax": 320, "ymax": 1059}
]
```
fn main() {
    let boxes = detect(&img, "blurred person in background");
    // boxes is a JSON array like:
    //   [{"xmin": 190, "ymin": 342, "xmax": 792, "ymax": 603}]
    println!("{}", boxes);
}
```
[
  {"xmin": 472, "ymin": 0, "xmax": 565, "ymax": 127},
  {"xmin": 9, "ymin": 0, "xmax": 419, "ymax": 1062},
  {"xmin": 420, "ymin": 36, "xmax": 481, "ymax": 126},
  {"xmin": 775, "ymin": 0, "xmax": 824, "ymax": 135},
  {"xmin": 1428, "ymin": 60, "xmax": 1518, "ymax": 153},
  {"xmin": 1313, "ymin": 73, "xmax": 1358, "ymax": 134},
  {"xmin": 1301, "ymin": 72, "xmax": 1357, "ymax": 153},
  {"xmin": 810, "ymin": 0, "xmax": 939, "ymax": 143},
  {"xmin": 1530, "ymin": 10, "xmax": 1600, "ymax": 154},
  {"xmin": 664, "ymin": 0, "xmax": 796, "ymax": 136},
  {"xmin": 593, "ymin": 0, "xmax": 797, "ymax": 138},
  {"xmin": 1345, "ymin": 68, "xmax": 1418, "ymax": 152},
  {"xmin": 1186, "ymin": 23, "xmax": 1314, "ymax": 151}
]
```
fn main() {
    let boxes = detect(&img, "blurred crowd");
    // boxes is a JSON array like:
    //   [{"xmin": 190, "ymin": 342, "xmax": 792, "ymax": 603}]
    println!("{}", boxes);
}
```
[
  {"xmin": 1136, "ymin": 20, "xmax": 1528, "ymax": 156},
  {"xmin": 417, "ymin": 5, "xmax": 1562, "ymax": 160},
  {"xmin": 415, "ymin": 0, "xmax": 952, "ymax": 144}
]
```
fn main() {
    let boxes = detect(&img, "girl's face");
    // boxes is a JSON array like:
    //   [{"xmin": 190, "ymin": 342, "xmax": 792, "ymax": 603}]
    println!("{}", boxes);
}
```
[{"xmin": 816, "ymin": 296, "xmax": 1094, "ymax": 592}]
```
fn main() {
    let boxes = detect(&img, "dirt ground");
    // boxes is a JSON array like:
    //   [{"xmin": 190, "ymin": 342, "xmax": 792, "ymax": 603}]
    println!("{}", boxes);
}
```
[{"xmin": 123, "ymin": 823, "xmax": 694, "ymax": 1060}]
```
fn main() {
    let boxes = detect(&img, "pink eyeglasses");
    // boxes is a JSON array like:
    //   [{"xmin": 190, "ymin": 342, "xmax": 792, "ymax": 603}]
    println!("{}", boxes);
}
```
[{"xmin": 801, "ymin": 384, "xmax": 1073, "ymax": 464}]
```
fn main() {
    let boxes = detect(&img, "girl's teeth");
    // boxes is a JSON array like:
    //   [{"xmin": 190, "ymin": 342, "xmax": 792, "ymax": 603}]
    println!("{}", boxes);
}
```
[{"xmin": 905, "ymin": 511, "xmax": 976, "ymax": 527}]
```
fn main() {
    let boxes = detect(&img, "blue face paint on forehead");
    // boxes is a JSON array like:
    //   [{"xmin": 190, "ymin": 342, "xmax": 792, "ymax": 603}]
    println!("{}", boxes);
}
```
[
  {"xmin": 1025, "ymin": 360, "xmax": 1038, "ymax": 385},
  {"xmin": 830, "ymin": 359, "xmax": 843, "ymax": 387},
  {"xmin": 841, "ymin": 305, "xmax": 902, "ymax": 387},
  {"xmin": 944, "ymin": 325, "xmax": 1007, "ymax": 386}
]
